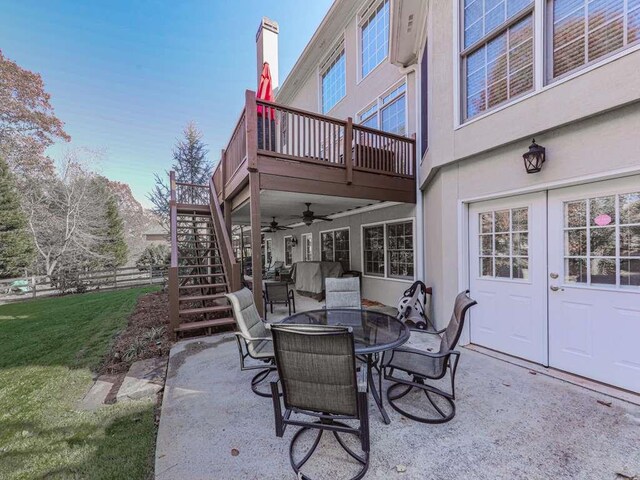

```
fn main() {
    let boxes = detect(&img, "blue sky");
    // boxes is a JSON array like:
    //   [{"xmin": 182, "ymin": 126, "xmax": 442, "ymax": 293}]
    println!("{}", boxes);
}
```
[{"xmin": 0, "ymin": 0, "xmax": 333, "ymax": 207}]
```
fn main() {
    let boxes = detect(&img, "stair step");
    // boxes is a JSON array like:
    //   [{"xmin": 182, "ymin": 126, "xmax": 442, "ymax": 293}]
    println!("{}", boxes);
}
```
[
  {"xmin": 177, "ymin": 204, "xmax": 210, "ymax": 214},
  {"xmin": 179, "ymin": 293, "xmax": 228, "ymax": 302},
  {"xmin": 178, "ymin": 257, "xmax": 222, "ymax": 261},
  {"xmin": 178, "ymin": 262, "xmax": 224, "ymax": 267},
  {"xmin": 179, "ymin": 305, "xmax": 232, "ymax": 315},
  {"xmin": 178, "ymin": 283, "xmax": 228, "ymax": 290},
  {"xmin": 175, "ymin": 317, "xmax": 236, "ymax": 333},
  {"xmin": 179, "ymin": 273, "xmax": 225, "ymax": 279}
]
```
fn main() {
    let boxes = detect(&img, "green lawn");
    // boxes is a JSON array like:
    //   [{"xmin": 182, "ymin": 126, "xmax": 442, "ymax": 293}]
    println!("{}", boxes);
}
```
[{"xmin": 0, "ymin": 287, "xmax": 160, "ymax": 480}]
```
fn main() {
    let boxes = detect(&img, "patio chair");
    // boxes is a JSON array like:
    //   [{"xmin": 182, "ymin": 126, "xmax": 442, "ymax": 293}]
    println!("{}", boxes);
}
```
[
  {"xmin": 263, "ymin": 281, "xmax": 296, "ymax": 320},
  {"xmin": 225, "ymin": 288, "xmax": 275, "ymax": 398},
  {"xmin": 381, "ymin": 290, "xmax": 477, "ymax": 423},
  {"xmin": 264, "ymin": 261, "xmax": 284, "ymax": 280},
  {"xmin": 269, "ymin": 324, "xmax": 370, "ymax": 480},
  {"xmin": 325, "ymin": 277, "xmax": 361, "ymax": 309}
]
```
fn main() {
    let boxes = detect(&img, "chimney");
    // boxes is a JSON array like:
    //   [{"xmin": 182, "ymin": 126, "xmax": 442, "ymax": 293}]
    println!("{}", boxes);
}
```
[{"xmin": 256, "ymin": 17, "xmax": 279, "ymax": 91}]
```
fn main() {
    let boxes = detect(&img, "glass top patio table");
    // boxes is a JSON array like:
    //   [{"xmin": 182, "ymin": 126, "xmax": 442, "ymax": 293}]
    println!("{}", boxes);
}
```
[{"xmin": 280, "ymin": 309, "xmax": 410, "ymax": 355}]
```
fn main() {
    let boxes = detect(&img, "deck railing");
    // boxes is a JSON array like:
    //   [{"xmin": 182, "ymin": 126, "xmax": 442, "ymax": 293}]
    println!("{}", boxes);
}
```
[
  {"xmin": 213, "ymin": 90, "xmax": 416, "ymax": 199},
  {"xmin": 175, "ymin": 181, "xmax": 210, "ymax": 205}
]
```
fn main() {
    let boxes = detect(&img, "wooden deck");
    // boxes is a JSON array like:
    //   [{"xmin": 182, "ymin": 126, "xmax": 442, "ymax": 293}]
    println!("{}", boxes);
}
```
[{"xmin": 212, "ymin": 90, "xmax": 416, "ymax": 206}]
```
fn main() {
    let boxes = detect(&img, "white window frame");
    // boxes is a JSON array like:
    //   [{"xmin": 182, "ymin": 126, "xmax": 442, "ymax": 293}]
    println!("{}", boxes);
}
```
[
  {"xmin": 453, "ymin": 0, "xmax": 640, "ymax": 128},
  {"xmin": 319, "ymin": 227, "xmax": 351, "ymax": 270},
  {"xmin": 284, "ymin": 235, "xmax": 294, "ymax": 267},
  {"xmin": 319, "ymin": 39, "xmax": 347, "ymax": 114},
  {"xmin": 301, "ymin": 233, "xmax": 313, "ymax": 262},
  {"xmin": 358, "ymin": 0, "xmax": 391, "ymax": 82},
  {"xmin": 356, "ymin": 78, "xmax": 408, "ymax": 135},
  {"xmin": 459, "ymin": 0, "xmax": 536, "ymax": 123},
  {"xmin": 361, "ymin": 217, "xmax": 416, "ymax": 282}
]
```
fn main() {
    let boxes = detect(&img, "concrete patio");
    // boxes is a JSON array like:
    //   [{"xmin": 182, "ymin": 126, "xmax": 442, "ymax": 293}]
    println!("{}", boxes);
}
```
[{"xmin": 156, "ymin": 310, "xmax": 640, "ymax": 480}]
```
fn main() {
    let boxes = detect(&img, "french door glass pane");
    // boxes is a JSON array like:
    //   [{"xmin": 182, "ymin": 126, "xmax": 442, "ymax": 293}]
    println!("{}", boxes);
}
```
[
  {"xmin": 590, "ymin": 227, "xmax": 615, "ymax": 256},
  {"xmin": 620, "ymin": 226, "xmax": 640, "ymax": 256},
  {"xmin": 620, "ymin": 258, "xmax": 640, "ymax": 286},
  {"xmin": 591, "ymin": 258, "xmax": 616, "ymax": 285},
  {"xmin": 565, "ymin": 200, "xmax": 587, "ymax": 227},
  {"xmin": 565, "ymin": 229, "xmax": 587, "ymax": 256},
  {"xmin": 566, "ymin": 257, "xmax": 588, "ymax": 283},
  {"xmin": 620, "ymin": 192, "xmax": 640, "ymax": 224}
]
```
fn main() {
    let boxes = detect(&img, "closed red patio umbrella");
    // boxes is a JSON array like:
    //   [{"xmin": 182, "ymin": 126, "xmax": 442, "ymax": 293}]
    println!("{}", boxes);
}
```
[{"xmin": 257, "ymin": 62, "xmax": 275, "ymax": 150}]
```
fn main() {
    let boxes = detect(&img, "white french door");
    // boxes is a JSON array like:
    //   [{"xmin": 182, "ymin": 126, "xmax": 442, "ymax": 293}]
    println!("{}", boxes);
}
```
[
  {"xmin": 469, "ymin": 192, "xmax": 548, "ymax": 365},
  {"xmin": 468, "ymin": 176, "xmax": 640, "ymax": 393},
  {"xmin": 548, "ymin": 176, "xmax": 640, "ymax": 393}
]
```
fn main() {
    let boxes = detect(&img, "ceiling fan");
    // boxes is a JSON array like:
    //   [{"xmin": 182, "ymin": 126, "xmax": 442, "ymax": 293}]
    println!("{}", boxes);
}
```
[
  {"xmin": 301, "ymin": 203, "xmax": 333, "ymax": 226},
  {"xmin": 261, "ymin": 217, "xmax": 292, "ymax": 233}
]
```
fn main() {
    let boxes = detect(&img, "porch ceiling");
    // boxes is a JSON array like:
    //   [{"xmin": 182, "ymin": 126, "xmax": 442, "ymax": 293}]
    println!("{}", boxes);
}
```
[{"xmin": 230, "ymin": 190, "xmax": 380, "ymax": 226}]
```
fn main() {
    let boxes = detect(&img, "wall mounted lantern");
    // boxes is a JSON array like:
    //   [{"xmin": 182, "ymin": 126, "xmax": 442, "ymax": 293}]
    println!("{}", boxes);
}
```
[
  {"xmin": 291, "ymin": 236, "xmax": 298, "ymax": 247},
  {"xmin": 522, "ymin": 139, "xmax": 546, "ymax": 174}
]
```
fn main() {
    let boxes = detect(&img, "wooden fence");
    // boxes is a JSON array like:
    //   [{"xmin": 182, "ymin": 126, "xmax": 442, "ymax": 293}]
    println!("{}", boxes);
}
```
[{"xmin": 0, "ymin": 265, "xmax": 168, "ymax": 302}]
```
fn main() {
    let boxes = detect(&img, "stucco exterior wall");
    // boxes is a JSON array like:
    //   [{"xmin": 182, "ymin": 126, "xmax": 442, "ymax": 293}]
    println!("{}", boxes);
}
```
[
  {"xmin": 279, "ymin": 2, "xmax": 417, "ymax": 137},
  {"xmin": 264, "ymin": 203, "xmax": 416, "ymax": 306},
  {"xmin": 418, "ymin": 0, "xmax": 640, "ymax": 328}
]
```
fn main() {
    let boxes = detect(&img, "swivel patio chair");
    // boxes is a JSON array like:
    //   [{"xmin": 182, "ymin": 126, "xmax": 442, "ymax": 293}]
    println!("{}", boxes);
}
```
[
  {"xmin": 325, "ymin": 277, "xmax": 361, "ymax": 309},
  {"xmin": 269, "ymin": 324, "xmax": 370, "ymax": 480},
  {"xmin": 263, "ymin": 281, "xmax": 296, "ymax": 320},
  {"xmin": 225, "ymin": 288, "xmax": 275, "ymax": 397},
  {"xmin": 381, "ymin": 290, "xmax": 477, "ymax": 423}
]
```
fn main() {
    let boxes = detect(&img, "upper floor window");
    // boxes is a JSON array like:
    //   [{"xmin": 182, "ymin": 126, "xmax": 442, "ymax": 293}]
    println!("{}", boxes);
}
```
[
  {"xmin": 550, "ymin": 0, "xmax": 640, "ymax": 79},
  {"xmin": 361, "ymin": 0, "xmax": 390, "ymax": 78},
  {"xmin": 462, "ymin": 0, "xmax": 535, "ymax": 120},
  {"xmin": 321, "ymin": 46, "xmax": 346, "ymax": 114},
  {"xmin": 357, "ymin": 82, "xmax": 407, "ymax": 135}
]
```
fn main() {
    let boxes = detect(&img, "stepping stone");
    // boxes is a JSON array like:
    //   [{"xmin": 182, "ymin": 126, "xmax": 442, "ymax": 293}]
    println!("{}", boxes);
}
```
[
  {"xmin": 117, "ymin": 357, "xmax": 167, "ymax": 402},
  {"xmin": 79, "ymin": 375, "xmax": 118, "ymax": 410}
]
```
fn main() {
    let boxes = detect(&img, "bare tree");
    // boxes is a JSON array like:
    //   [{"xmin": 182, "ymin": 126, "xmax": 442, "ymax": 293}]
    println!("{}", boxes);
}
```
[{"xmin": 21, "ymin": 150, "xmax": 110, "ymax": 276}]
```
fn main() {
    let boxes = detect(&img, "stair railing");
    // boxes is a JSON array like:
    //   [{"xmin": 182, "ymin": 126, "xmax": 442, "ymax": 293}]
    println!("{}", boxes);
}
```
[
  {"xmin": 208, "ymin": 177, "xmax": 241, "ymax": 293},
  {"xmin": 168, "ymin": 171, "xmax": 180, "ymax": 337}
]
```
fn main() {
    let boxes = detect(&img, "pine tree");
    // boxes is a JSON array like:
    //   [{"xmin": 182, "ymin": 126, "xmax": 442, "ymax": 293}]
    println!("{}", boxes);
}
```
[
  {"xmin": 100, "ymin": 194, "xmax": 128, "ymax": 268},
  {"xmin": 148, "ymin": 122, "xmax": 212, "ymax": 226},
  {"xmin": 0, "ymin": 157, "xmax": 34, "ymax": 277}
]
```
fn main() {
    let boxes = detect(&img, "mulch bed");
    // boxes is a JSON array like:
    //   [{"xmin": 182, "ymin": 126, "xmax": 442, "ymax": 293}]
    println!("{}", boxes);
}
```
[{"xmin": 99, "ymin": 290, "xmax": 171, "ymax": 376}]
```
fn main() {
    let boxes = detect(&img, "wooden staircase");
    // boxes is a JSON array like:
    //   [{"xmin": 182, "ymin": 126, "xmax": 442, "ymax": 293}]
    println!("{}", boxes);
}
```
[{"xmin": 168, "ymin": 175, "xmax": 241, "ymax": 338}]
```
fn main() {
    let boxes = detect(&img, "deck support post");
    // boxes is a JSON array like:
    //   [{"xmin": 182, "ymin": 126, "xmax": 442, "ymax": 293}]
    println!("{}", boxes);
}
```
[
  {"xmin": 248, "ymin": 171, "xmax": 264, "ymax": 316},
  {"xmin": 345, "ymin": 117, "xmax": 353, "ymax": 185},
  {"xmin": 168, "ymin": 171, "xmax": 180, "ymax": 340}
]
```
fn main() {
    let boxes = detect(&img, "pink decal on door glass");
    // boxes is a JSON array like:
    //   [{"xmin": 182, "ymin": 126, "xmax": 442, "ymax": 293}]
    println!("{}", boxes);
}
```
[{"xmin": 594, "ymin": 214, "xmax": 612, "ymax": 226}]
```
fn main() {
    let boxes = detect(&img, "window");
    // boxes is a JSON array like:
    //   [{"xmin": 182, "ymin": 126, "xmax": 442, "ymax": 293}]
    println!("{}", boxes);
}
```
[
  {"xmin": 361, "ymin": 0, "xmax": 390, "ymax": 78},
  {"xmin": 362, "ymin": 220, "xmax": 415, "ymax": 280},
  {"xmin": 321, "ymin": 46, "xmax": 346, "ymax": 113},
  {"xmin": 387, "ymin": 222, "xmax": 414, "ymax": 278},
  {"xmin": 357, "ymin": 82, "xmax": 406, "ymax": 135},
  {"xmin": 550, "ymin": 0, "xmax": 640, "ymax": 79},
  {"xmin": 284, "ymin": 236, "xmax": 294, "ymax": 267},
  {"xmin": 301, "ymin": 233, "xmax": 313, "ymax": 261},
  {"xmin": 321, "ymin": 228, "xmax": 350, "ymax": 271},
  {"xmin": 363, "ymin": 225, "xmax": 385, "ymax": 276},
  {"xmin": 563, "ymin": 191, "xmax": 640, "ymax": 287},
  {"xmin": 478, "ymin": 207, "xmax": 529, "ymax": 279},
  {"xmin": 462, "ymin": 0, "xmax": 535, "ymax": 120}
]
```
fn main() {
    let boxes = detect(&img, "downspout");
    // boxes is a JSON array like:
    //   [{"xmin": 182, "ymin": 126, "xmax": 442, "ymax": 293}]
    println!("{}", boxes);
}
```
[{"xmin": 399, "ymin": 63, "xmax": 425, "ymax": 282}]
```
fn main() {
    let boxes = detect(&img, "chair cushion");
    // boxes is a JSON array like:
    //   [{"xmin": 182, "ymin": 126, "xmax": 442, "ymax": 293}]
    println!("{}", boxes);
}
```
[
  {"xmin": 386, "ymin": 332, "xmax": 444, "ymax": 378},
  {"xmin": 226, "ymin": 288, "xmax": 271, "ymax": 357},
  {"xmin": 325, "ymin": 277, "xmax": 361, "ymax": 309}
]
